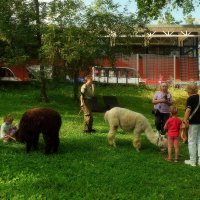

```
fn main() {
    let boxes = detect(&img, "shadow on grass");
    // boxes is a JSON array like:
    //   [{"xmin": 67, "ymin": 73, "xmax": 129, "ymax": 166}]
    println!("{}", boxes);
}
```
[{"xmin": 0, "ymin": 132, "xmax": 160, "ymax": 157}]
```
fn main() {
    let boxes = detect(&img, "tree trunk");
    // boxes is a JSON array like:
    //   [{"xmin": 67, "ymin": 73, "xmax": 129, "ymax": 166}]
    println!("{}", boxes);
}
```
[
  {"xmin": 40, "ymin": 64, "xmax": 48, "ymax": 102},
  {"xmin": 52, "ymin": 51, "xmax": 60, "ymax": 81},
  {"xmin": 52, "ymin": 63, "xmax": 59, "ymax": 80},
  {"xmin": 34, "ymin": 0, "xmax": 48, "ymax": 102}
]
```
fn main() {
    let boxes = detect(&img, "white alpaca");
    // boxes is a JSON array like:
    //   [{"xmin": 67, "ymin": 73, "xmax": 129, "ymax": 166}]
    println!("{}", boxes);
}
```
[{"xmin": 104, "ymin": 107, "xmax": 168, "ymax": 151}]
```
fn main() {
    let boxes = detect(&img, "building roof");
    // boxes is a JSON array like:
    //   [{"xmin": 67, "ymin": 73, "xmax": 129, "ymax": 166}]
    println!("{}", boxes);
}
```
[{"xmin": 137, "ymin": 24, "xmax": 200, "ymax": 39}]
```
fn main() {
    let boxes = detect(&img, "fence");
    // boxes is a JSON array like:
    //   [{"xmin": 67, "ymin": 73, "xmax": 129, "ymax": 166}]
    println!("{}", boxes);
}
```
[{"xmin": 93, "ymin": 54, "xmax": 199, "ymax": 85}]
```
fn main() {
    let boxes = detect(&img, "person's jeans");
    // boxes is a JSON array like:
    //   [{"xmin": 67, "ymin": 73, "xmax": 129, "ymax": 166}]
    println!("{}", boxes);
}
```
[{"xmin": 188, "ymin": 124, "xmax": 200, "ymax": 164}]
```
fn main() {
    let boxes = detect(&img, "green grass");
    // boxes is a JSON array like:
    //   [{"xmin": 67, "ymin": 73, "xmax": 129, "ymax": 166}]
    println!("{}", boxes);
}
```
[{"xmin": 0, "ymin": 83, "xmax": 199, "ymax": 200}]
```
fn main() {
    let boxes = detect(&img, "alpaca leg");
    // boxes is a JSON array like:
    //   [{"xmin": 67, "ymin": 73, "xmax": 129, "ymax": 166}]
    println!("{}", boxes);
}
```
[
  {"xmin": 32, "ymin": 132, "xmax": 40, "ymax": 151},
  {"xmin": 26, "ymin": 141, "xmax": 32, "ymax": 153},
  {"xmin": 133, "ymin": 131, "xmax": 141, "ymax": 152},
  {"xmin": 107, "ymin": 126, "xmax": 118, "ymax": 148},
  {"xmin": 43, "ymin": 133, "xmax": 52, "ymax": 154},
  {"xmin": 44, "ymin": 141, "xmax": 52, "ymax": 154},
  {"xmin": 52, "ymin": 134, "xmax": 60, "ymax": 153}
]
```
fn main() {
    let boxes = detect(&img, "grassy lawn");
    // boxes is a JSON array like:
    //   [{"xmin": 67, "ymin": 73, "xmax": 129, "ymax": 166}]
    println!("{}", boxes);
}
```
[{"xmin": 0, "ymin": 82, "xmax": 200, "ymax": 200}]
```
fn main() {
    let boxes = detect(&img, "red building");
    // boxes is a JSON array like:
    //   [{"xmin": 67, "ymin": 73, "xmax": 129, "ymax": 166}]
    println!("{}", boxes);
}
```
[
  {"xmin": 93, "ymin": 24, "xmax": 200, "ymax": 85},
  {"xmin": 1, "ymin": 25, "xmax": 200, "ymax": 85}
]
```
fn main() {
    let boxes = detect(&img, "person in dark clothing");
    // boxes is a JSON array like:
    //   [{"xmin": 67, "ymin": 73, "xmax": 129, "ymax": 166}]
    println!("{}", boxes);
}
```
[{"xmin": 184, "ymin": 82, "xmax": 200, "ymax": 167}]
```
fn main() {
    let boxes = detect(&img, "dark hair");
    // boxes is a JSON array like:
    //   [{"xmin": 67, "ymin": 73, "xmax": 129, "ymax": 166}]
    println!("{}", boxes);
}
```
[{"xmin": 85, "ymin": 75, "xmax": 92, "ymax": 81}]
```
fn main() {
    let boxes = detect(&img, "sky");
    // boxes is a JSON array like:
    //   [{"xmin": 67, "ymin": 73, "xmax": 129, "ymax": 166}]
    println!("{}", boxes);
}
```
[
  {"xmin": 42, "ymin": 0, "xmax": 200, "ymax": 24},
  {"xmin": 84, "ymin": 0, "xmax": 200, "ymax": 24}
]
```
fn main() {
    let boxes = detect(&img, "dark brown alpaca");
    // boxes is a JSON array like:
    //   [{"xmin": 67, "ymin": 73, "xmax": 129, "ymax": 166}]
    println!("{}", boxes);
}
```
[{"xmin": 15, "ymin": 108, "xmax": 62, "ymax": 154}]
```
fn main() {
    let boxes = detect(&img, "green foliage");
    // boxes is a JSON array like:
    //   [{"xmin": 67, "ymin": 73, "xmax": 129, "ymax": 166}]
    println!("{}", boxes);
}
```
[
  {"xmin": 157, "ymin": 11, "xmax": 182, "ymax": 24},
  {"xmin": 0, "ymin": 0, "xmax": 40, "ymax": 62},
  {"xmin": 136, "ymin": 0, "xmax": 199, "ymax": 20},
  {"xmin": 184, "ymin": 14, "xmax": 195, "ymax": 25},
  {"xmin": 1, "ymin": 83, "xmax": 199, "ymax": 199},
  {"xmin": 40, "ymin": 0, "xmax": 148, "ymax": 99}
]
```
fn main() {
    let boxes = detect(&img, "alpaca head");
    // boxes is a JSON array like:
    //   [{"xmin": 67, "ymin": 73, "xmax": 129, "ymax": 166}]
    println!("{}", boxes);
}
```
[
  {"xmin": 133, "ymin": 138, "xmax": 141, "ymax": 152},
  {"xmin": 157, "ymin": 135, "xmax": 168, "ymax": 148},
  {"xmin": 14, "ymin": 128, "xmax": 27, "ymax": 144}
]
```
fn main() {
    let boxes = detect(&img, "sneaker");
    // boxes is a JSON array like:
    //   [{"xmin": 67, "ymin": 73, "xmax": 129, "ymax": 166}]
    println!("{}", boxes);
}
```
[
  {"xmin": 83, "ymin": 129, "xmax": 96, "ymax": 134},
  {"xmin": 165, "ymin": 157, "xmax": 172, "ymax": 162},
  {"xmin": 174, "ymin": 159, "xmax": 179, "ymax": 163},
  {"xmin": 184, "ymin": 160, "xmax": 196, "ymax": 167},
  {"xmin": 83, "ymin": 130, "xmax": 91, "ymax": 134}
]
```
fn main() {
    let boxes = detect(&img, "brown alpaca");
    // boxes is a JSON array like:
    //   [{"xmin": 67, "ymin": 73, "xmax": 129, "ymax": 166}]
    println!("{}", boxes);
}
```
[{"xmin": 15, "ymin": 108, "xmax": 62, "ymax": 154}]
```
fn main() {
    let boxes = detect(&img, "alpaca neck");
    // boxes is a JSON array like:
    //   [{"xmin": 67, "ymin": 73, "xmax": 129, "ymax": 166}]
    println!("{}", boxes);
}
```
[{"xmin": 145, "ymin": 126, "xmax": 159, "ymax": 146}]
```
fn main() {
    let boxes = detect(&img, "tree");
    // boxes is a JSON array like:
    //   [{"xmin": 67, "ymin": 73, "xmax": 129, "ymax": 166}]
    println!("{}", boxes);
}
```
[
  {"xmin": 0, "ymin": 0, "xmax": 147, "ymax": 101},
  {"xmin": 136, "ymin": 0, "xmax": 199, "ymax": 20},
  {"xmin": 41, "ymin": 0, "xmax": 91, "ymax": 100},
  {"xmin": 184, "ymin": 14, "xmax": 195, "ymax": 25},
  {"xmin": 41, "ymin": 0, "xmax": 147, "ymax": 99},
  {"xmin": 0, "ymin": 0, "xmax": 36, "ymax": 64},
  {"xmin": 0, "ymin": 0, "xmax": 49, "ymax": 102},
  {"xmin": 34, "ymin": 0, "xmax": 49, "ymax": 102},
  {"xmin": 157, "ymin": 11, "xmax": 181, "ymax": 24}
]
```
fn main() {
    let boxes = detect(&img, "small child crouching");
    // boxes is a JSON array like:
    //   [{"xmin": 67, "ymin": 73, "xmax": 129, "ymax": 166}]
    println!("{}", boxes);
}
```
[{"xmin": 0, "ymin": 114, "xmax": 17, "ymax": 142}]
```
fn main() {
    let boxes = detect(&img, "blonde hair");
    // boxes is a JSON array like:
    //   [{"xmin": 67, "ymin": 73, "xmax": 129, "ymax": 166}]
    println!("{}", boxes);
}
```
[
  {"xmin": 160, "ymin": 82, "xmax": 168, "ymax": 89},
  {"xmin": 4, "ymin": 114, "xmax": 14, "ymax": 122},
  {"xmin": 169, "ymin": 106, "xmax": 178, "ymax": 116},
  {"xmin": 185, "ymin": 82, "xmax": 198, "ymax": 94},
  {"xmin": 161, "ymin": 82, "xmax": 168, "ymax": 86}
]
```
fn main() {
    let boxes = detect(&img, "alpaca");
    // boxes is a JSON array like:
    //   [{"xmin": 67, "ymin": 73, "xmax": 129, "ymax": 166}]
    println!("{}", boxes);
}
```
[
  {"xmin": 15, "ymin": 108, "xmax": 62, "ymax": 154},
  {"xmin": 104, "ymin": 107, "xmax": 168, "ymax": 151}
]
